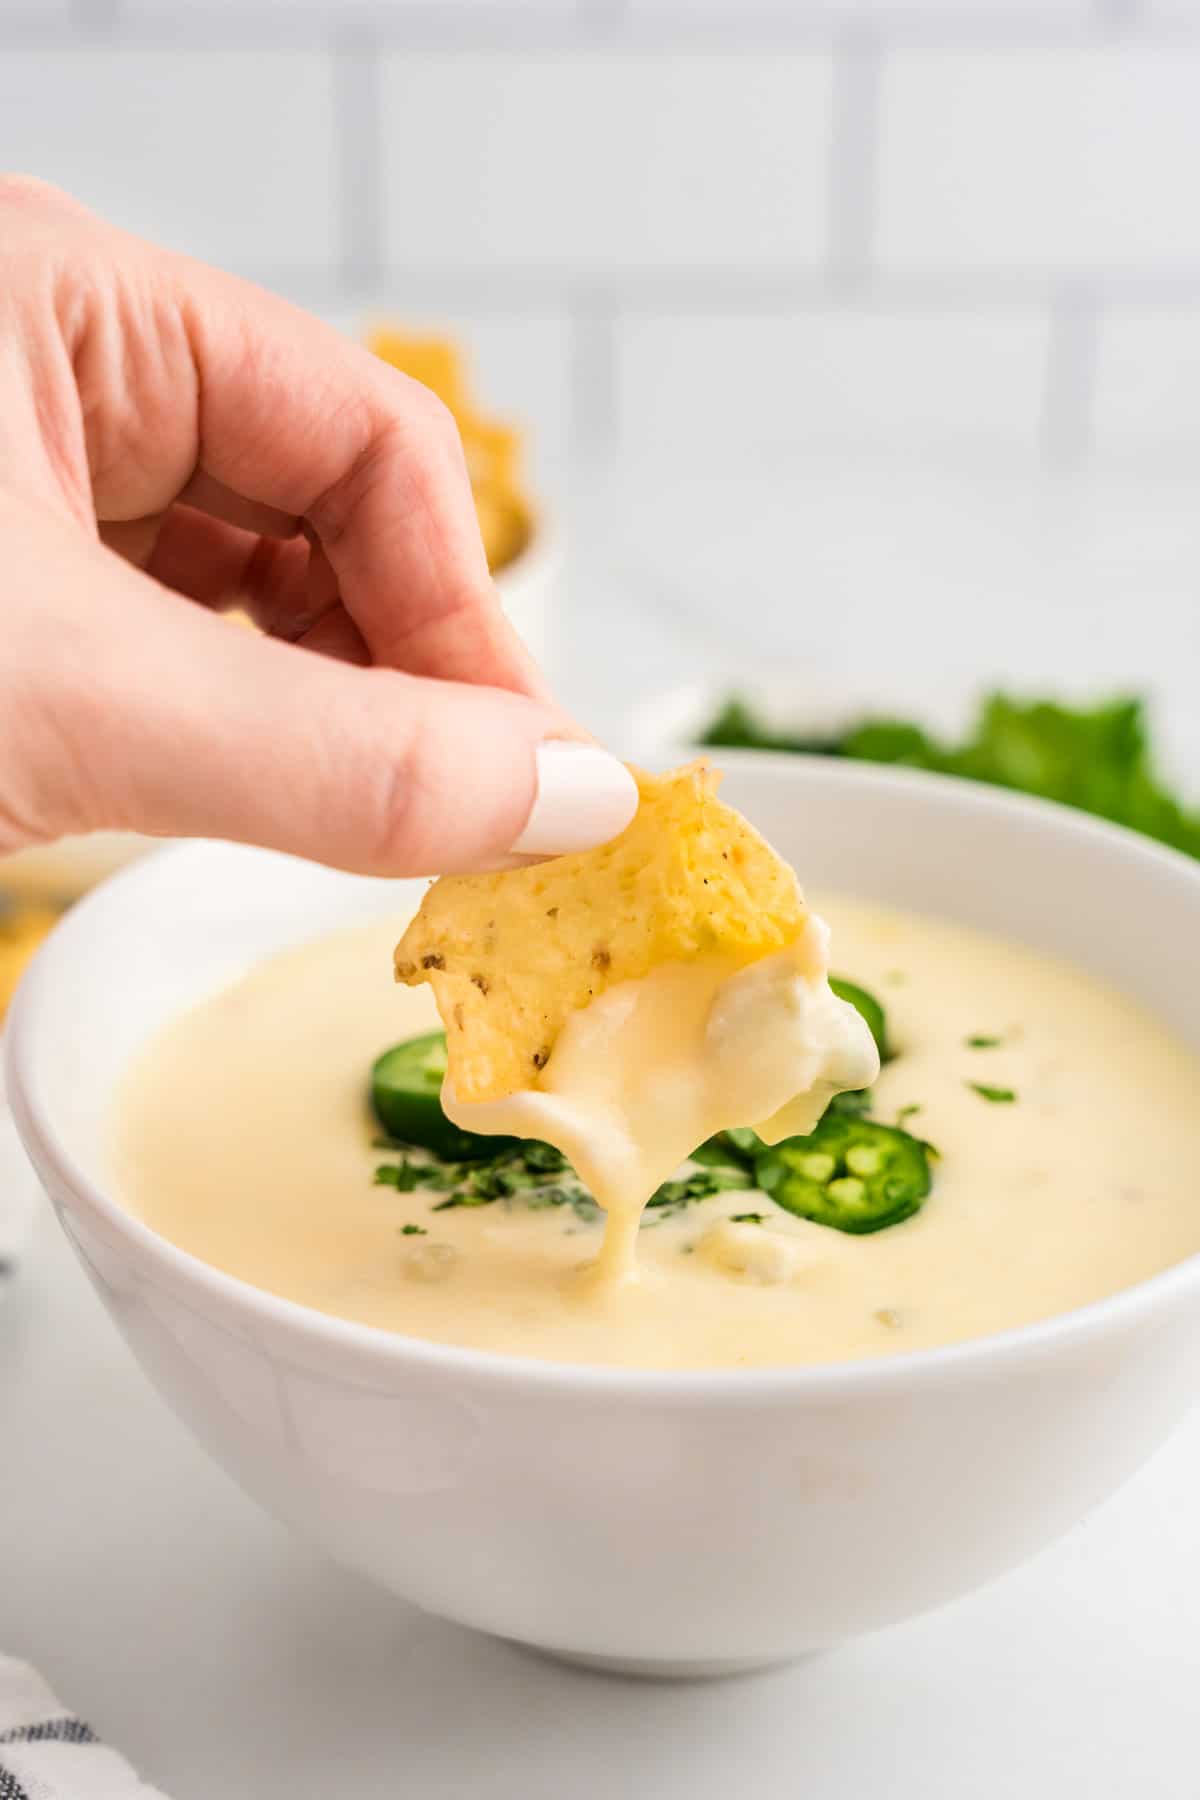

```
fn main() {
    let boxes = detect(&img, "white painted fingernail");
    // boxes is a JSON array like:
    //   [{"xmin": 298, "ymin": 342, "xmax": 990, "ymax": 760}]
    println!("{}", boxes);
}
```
[{"xmin": 511, "ymin": 742, "xmax": 639, "ymax": 856}]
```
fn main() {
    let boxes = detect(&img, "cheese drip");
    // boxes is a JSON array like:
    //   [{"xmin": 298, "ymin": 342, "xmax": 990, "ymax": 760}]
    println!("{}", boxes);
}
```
[{"xmin": 443, "ymin": 914, "xmax": 879, "ymax": 1283}]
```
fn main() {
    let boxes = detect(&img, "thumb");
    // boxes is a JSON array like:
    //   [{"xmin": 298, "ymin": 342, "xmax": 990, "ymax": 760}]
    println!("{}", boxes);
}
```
[{"xmin": 7, "ymin": 521, "xmax": 637, "ymax": 876}]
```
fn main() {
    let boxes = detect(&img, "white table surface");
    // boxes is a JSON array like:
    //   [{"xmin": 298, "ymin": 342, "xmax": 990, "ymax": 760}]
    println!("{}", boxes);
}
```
[
  {"xmin": 4, "ymin": 466, "xmax": 1200, "ymax": 1796},
  {"xmin": 2, "ymin": 1196, "xmax": 1198, "ymax": 1799}
]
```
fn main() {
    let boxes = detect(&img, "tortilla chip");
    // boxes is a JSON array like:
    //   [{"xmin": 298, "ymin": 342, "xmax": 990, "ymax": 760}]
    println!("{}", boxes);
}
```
[{"xmin": 394, "ymin": 762, "xmax": 806, "ymax": 1103}]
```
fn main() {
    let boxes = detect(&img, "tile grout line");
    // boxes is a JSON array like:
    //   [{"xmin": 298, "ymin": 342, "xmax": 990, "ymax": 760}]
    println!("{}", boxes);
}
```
[
  {"xmin": 826, "ymin": 26, "xmax": 881, "ymax": 294},
  {"xmin": 255, "ymin": 263, "xmax": 1200, "ymax": 319},
  {"xmin": 1092, "ymin": 0, "xmax": 1144, "ymax": 26},
  {"xmin": 576, "ymin": 0, "xmax": 628, "ymax": 45},
  {"xmin": 68, "ymin": 0, "xmax": 119, "ymax": 32},
  {"xmin": 332, "ymin": 26, "xmax": 383, "ymax": 294},
  {"xmin": 338, "ymin": 269, "xmax": 1200, "ymax": 307},
  {"xmin": 1040, "ymin": 285, "xmax": 1099, "ymax": 472},
  {"xmin": 14, "ymin": 7, "xmax": 1196, "ymax": 53}
]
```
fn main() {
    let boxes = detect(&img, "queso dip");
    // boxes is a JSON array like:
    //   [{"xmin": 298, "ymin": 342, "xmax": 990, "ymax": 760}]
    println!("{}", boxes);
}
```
[{"xmin": 113, "ymin": 897, "xmax": 1200, "ymax": 1369}]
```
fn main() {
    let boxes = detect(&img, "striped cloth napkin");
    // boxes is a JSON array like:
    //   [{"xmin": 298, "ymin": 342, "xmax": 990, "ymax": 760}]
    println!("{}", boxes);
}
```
[{"xmin": 0, "ymin": 1657, "xmax": 168, "ymax": 1799}]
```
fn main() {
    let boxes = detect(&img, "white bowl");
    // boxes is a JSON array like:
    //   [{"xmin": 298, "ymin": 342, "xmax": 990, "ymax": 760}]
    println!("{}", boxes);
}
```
[{"xmin": 8, "ymin": 759, "xmax": 1200, "ymax": 1677}]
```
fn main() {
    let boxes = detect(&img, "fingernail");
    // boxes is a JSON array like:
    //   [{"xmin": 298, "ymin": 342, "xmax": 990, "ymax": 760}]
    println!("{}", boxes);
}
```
[{"xmin": 511, "ymin": 742, "xmax": 639, "ymax": 856}]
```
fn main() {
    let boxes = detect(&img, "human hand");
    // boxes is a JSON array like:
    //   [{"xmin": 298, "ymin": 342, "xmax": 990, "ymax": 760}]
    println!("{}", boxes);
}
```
[{"xmin": 0, "ymin": 178, "xmax": 636, "ymax": 874}]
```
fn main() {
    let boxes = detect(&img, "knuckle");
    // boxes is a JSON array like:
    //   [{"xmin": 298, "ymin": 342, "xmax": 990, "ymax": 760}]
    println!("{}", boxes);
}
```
[
  {"xmin": 375, "ymin": 360, "xmax": 464, "ymax": 458},
  {"xmin": 307, "ymin": 426, "xmax": 394, "ymax": 553},
  {"xmin": 306, "ymin": 357, "xmax": 471, "ymax": 556},
  {"xmin": 0, "ymin": 172, "xmax": 79, "ymax": 215},
  {"xmin": 407, "ymin": 380, "xmax": 459, "ymax": 444}
]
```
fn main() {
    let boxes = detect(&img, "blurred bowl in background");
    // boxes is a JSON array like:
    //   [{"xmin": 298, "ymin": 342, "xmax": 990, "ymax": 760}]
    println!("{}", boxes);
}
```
[
  {"xmin": 493, "ymin": 510, "xmax": 558, "ymax": 668},
  {"xmin": 0, "ymin": 833, "xmax": 152, "ymax": 908},
  {"xmin": 626, "ymin": 668, "xmax": 976, "ymax": 766}
]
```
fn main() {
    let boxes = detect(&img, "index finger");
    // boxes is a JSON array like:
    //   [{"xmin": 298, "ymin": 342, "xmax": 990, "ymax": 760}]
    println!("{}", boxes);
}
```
[{"xmin": 178, "ymin": 258, "xmax": 546, "ymax": 698}]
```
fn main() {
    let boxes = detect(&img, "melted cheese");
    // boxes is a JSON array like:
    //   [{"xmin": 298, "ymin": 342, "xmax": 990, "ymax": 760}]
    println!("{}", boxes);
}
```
[
  {"xmin": 112, "ymin": 898, "xmax": 1200, "ymax": 1369},
  {"xmin": 444, "ymin": 915, "xmax": 878, "ymax": 1283}
]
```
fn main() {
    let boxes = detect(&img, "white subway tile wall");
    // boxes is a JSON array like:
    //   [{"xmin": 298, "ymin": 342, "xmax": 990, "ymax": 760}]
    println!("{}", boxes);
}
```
[
  {"xmin": 1, "ymin": 3, "xmax": 1199, "ymax": 478},
  {"xmin": 877, "ymin": 48, "xmax": 1200, "ymax": 273},
  {"xmin": 1094, "ymin": 311, "xmax": 1200, "ymax": 465},
  {"xmin": 0, "ymin": 49, "xmax": 337, "ymax": 271},
  {"xmin": 627, "ymin": 1, "xmax": 1096, "ymax": 16},
  {"xmin": 618, "ymin": 307, "xmax": 1052, "ymax": 462},
  {"xmin": 379, "ymin": 52, "xmax": 833, "ymax": 273}
]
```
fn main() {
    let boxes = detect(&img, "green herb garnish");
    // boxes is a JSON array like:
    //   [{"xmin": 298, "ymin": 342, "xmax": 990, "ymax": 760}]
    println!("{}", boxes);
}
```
[
  {"xmin": 375, "ymin": 1130, "xmax": 753, "ymax": 1227},
  {"xmin": 827, "ymin": 1087, "xmax": 873, "ymax": 1119},
  {"xmin": 521, "ymin": 1141, "xmax": 568, "ymax": 1173},
  {"xmin": 374, "ymin": 1161, "xmax": 419, "ymax": 1191},
  {"xmin": 729, "ymin": 1212, "xmax": 767, "ymax": 1225},
  {"xmin": 700, "ymin": 697, "xmax": 838, "ymax": 756},
  {"xmin": 369, "ymin": 998, "xmax": 925, "ymax": 1242},
  {"xmin": 701, "ymin": 692, "xmax": 1200, "ymax": 860},
  {"xmin": 968, "ymin": 1082, "xmax": 1016, "ymax": 1104},
  {"xmin": 645, "ymin": 1163, "xmax": 754, "ymax": 1220},
  {"xmin": 400, "ymin": 1223, "xmax": 427, "ymax": 1235},
  {"xmin": 691, "ymin": 1128, "xmax": 763, "ymax": 1170},
  {"xmin": 966, "ymin": 1034, "xmax": 1003, "ymax": 1049},
  {"xmin": 895, "ymin": 1103, "xmax": 922, "ymax": 1126}
]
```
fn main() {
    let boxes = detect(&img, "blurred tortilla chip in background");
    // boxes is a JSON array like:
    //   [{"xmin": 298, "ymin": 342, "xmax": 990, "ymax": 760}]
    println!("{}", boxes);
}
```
[
  {"xmin": 369, "ymin": 326, "xmax": 533, "ymax": 576},
  {"xmin": 0, "ymin": 905, "xmax": 58, "ymax": 1023}
]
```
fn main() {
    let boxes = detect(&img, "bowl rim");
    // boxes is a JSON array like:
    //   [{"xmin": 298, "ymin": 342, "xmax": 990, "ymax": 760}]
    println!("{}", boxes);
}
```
[{"xmin": 9, "ymin": 752, "xmax": 1200, "ymax": 1404}]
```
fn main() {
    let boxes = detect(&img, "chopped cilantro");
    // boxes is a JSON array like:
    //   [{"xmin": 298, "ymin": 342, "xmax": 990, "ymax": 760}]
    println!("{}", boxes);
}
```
[
  {"xmin": 646, "ymin": 1163, "xmax": 753, "ymax": 1217},
  {"xmin": 650, "ymin": 1179, "xmax": 690, "ymax": 1209},
  {"xmin": 521, "ymin": 1141, "xmax": 567, "ymax": 1172},
  {"xmin": 399, "ymin": 1223, "xmax": 427, "ymax": 1236},
  {"xmin": 374, "ymin": 1161, "xmax": 419, "ymax": 1191},
  {"xmin": 968, "ymin": 1082, "xmax": 1016, "ymax": 1104},
  {"xmin": 729, "ymin": 1212, "xmax": 767, "ymax": 1225},
  {"xmin": 377, "ymin": 1129, "xmax": 755, "ymax": 1227},
  {"xmin": 966, "ymin": 1034, "xmax": 1003, "ymax": 1049},
  {"xmin": 895, "ymin": 1103, "xmax": 923, "ymax": 1126},
  {"xmin": 827, "ymin": 1087, "xmax": 872, "ymax": 1119}
]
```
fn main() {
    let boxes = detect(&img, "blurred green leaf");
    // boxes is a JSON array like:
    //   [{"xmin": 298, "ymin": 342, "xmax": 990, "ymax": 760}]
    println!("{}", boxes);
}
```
[{"xmin": 700, "ymin": 691, "xmax": 1200, "ymax": 861}]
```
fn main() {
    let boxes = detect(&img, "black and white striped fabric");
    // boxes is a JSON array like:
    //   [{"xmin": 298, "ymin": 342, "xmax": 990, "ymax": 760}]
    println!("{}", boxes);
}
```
[{"xmin": 0, "ymin": 1658, "xmax": 168, "ymax": 1799}]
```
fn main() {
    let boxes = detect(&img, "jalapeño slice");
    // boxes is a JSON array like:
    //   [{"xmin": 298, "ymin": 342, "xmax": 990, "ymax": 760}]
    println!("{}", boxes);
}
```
[
  {"xmin": 755, "ymin": 1115, "xmax": 933, "ymax": 1236},
  {"xmin": 829, "ymin": 976, "xmax": 891, "ymax": 1063},
  {"xmin": 370, "ymin": 1032, "xmax": 517, "ymax": 1162}
]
